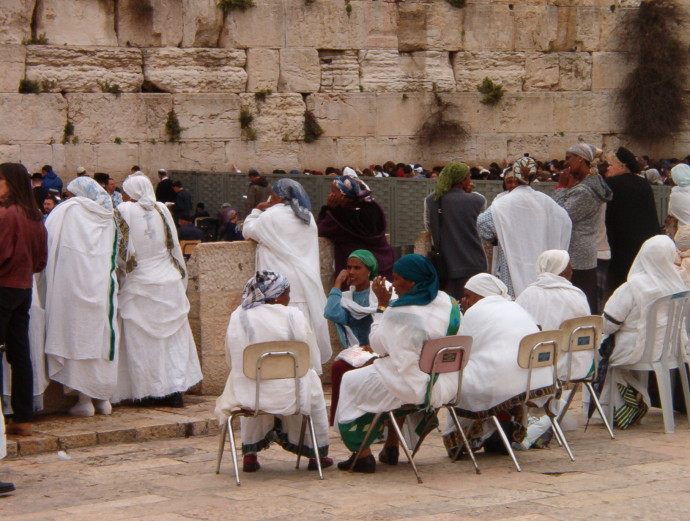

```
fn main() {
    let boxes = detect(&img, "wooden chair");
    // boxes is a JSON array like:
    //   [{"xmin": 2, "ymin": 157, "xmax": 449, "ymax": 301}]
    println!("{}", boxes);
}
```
[{"xmin": 179, "ymin": 239, "xmax": 201, "ymax": 258}]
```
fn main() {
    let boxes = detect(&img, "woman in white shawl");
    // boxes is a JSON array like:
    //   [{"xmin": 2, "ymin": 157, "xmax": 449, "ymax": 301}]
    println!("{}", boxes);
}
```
[
  {"xmin": 214, "ymin": 271, "xmax": 331, "ymax": 472},
  {"xmin": 242, "ymin": 179, "xmax": 331, "ymax": 366},
  {"xmin": 600, "ymin": 235, "xmax": 688, "ymax": 428},
  {"xmin": 668, "ymin": 164, "xmax": 690, "ymax": 227},
  {"xmin": 44, "ymin": 177, "xmax": 119, "ymax": 416},
  {"xmin": 111, "ymin": 174, "xmax": 202, "ymax": 407},
  {"xmin": 442, "ymin": 273, "xmax": 555, "ymax": 456}
]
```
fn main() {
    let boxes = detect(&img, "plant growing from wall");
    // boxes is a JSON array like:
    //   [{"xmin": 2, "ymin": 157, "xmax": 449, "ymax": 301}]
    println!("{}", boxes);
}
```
[
  {"xmin": 62, "ymin": 120, "xmax": 74, "ymax": 144},
  {"xmin": 98, "ymin": 80, "xmax": 122, "ymax": 96},
  {"xmin": 622, "ymin": 0, "xmax": 688, "ymax": 141},
  {"xmin": 18, "ymin": 79, "xmax": 40, "ymax": 94},
  {"xmin": 254, "ymin": 89, "xmax": 272, "ymax": 102},
  {"xmin": 114, "ymin": 137, "xmax": 122, "ymax": 144},
  {"xmin": 417, "ymin": 93, "xmax": 468, "ymax": 145},
  {"xmin": 217, "ymin": 0, "xmax": 255, "ymax": 12},
  {"xmin": 344, "ymin": 0, "xmax": 352, "ymax": 17},
  {"xmin": 22, "ymin": 33, "xmax": 48, "ymax": 45},
  {"xmin": 446, "ymin": 0, "xmax": 467, "ymax": 8},
  {"xmin": 477, "ymin": 77, "xmax": 504, "ymax": 105},
  {"xmin": 239, "ymin": 109, "xmax": 257, "ymax": 140},
  {"xmin": 165, "ymin": 109, "xmax": 182, "ymax": 142},
  {"xmin": 303, "ymin": 110, "xmax": 324, "ymax": 143}
]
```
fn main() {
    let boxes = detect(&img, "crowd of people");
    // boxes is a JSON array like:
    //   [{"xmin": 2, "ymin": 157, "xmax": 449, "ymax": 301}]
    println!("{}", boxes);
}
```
[{"xmin": 2, "ymin": 140, "xmax": 690, "ymax": 492}]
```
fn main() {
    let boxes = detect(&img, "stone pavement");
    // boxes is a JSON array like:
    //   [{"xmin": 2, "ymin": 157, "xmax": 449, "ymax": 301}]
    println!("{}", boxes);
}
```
[{"xmin": 2, "ymin": 397, "xmax": 690, "ymax": 521}]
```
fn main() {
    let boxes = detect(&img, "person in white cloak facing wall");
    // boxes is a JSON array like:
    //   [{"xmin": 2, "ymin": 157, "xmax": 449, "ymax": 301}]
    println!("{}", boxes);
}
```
[
  {"xmin": 242, "ymin": 178, "xmax": 332, "ymax": 366},
  {"xmin": 215, "ymin": 271, "xmax": 331, "ymax": 472},
  {"xmin": 477, "ymin": 155, "xmax": 572, "ymax": 298},
  {"xmin": 43, "ymin": 177, "xmax": 119, "ymax": 417},
  {"xmin": 111, "ymin": 174, "xmax": 202, "ymax": 407},
  {"xmin": 668, "ymin": 163, "xmax": 690, "ymax": 227},
  {"xmin": 442, "ymin": 273, "xmax": 556, "ymax": 457}
]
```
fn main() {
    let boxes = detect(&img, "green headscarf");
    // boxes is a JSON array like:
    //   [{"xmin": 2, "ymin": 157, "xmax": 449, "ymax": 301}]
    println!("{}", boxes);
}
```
[
  {"xmin": 434, "ymin": 162, "xmax": 470, "ymax": 200},
  {"xmin": 348, "ymin": 249, "xmax": 378, "ymax": 280}
]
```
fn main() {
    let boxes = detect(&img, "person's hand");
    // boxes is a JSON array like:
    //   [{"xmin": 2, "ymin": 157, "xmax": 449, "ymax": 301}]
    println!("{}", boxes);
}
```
[
  {"xmin": 558, "ymin": 168, "xmax": 572, "ymax": 187},
  {"xmin": 464, "ymin": 182, "xmax": 475, "ymax": 193},
  {"xmin": 372, "ymin": 276, "xmax": 392, "ymax": 307},
  {"xmin": 360, "ymin": 345, "xmax": 373, "ymax": 353},
  {"xmin": 334, "ymin": 269, "xmax": 349, "ymax": 290},
  {"xmin": 255, "ymin": 201, "xmax": 271, "ymax": 211},
  {"xmin": 326, "ymin": 191, "xmax": 348, "ymax": 208}
]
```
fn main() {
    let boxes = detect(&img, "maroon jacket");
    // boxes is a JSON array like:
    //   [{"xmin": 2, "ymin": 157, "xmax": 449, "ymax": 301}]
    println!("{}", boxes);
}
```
[{"xmin": 0, "ymin": 205, "xmax": 47, "ymax": 289}]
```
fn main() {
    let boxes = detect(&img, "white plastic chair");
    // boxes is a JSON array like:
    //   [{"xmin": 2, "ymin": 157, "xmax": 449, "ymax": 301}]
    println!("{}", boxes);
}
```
[
  {"xmin": 215, "ymin": 340, "xmax": 324, "ymax": 485},
  {"xmin": 605, "ymin": 291, "xmax": 690, "ymax": 434}
]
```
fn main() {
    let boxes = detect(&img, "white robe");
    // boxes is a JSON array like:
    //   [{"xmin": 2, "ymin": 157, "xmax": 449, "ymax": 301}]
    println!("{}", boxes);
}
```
[
  {"xmin": 43, "ymin": 197, "xmax": 119, "ymax": 400},
  {"xmin": 490, "ymin": 185, "xmax": 572, "ymax": 296},
  {"xmin": 243, "ymin": 204, "xmax": 331, "ymax": 367},
  {"xmin": 214, "ymin": 304, "xmax": 328, "ymax": 454},
  {"xmin": 0, "ymin": 406, "xmax": 5, "ymax": 460},
  {"xmin": 669, "ymin": 186, "xmax": 690, "ymax": 226},
  {"xmin": 516, "ymin": 272, "xmax": 592, "ymax": 381},
  {"xmin": 111, "ymin": 202, "xmax": 202, "ymax": 403}
]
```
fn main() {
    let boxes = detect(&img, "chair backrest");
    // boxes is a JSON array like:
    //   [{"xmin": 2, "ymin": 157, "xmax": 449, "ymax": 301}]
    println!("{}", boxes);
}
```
[
  {"xmin": 517, "ymin": 330, "xmax": 563, "ymax": 403},
  {"xmin": 419, "ymin": 335, "xmax": 472, "ymax": 375},
  {"xmin": 558, "ymin": 315, "xmax": 603, "ymax": 384},
  {"xmin": 639, "ymin": 291, "xmax": 690, "ymax": 366},
  {"xmin": 180, "ymin": 239, "xmax": 201, "ymax": 256}
]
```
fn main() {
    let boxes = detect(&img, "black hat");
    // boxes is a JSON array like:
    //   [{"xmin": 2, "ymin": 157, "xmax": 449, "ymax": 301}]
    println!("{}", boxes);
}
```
[
  {"xmin": 615, "ymin": 147, "xmax": 641, "ymax": 174},
  {"xmin": 31, "ymin": 173, "xmax": 43, "ymax": 180}
]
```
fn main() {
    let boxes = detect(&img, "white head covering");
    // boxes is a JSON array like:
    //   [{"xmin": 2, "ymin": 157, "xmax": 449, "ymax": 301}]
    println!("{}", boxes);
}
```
[
  {"xmin": 123, "ymin": 173, "xmax": 156, "ymax": 210},
  {"xmin": 465, "ymin": 273, "xmax": 510, "ymax": 300},
  {"xmin": 537, "ymin": 250, "xmax": 570, "ymax": 276},
  {"xmin": 67, "ymin": 177, "xmax": 113, "ymax": 211},
  {"xmin": 674, "ymin": 225, "xmax": 690, "ymax": 251},
  {"xmin": 342, "ymin": 166, "xmax": 358, "ymax": 178},
  {"xmin": 567, "ymin": 143, "xmax": 594, "ymax": 163},
  {"xmin": 671, "ymin": 164, "xmax": 690, "ymax": 187}
]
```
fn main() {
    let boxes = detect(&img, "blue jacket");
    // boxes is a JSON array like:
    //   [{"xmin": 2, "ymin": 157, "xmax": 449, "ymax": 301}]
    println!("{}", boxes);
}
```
[{"xmin": 41, "ymin": 170, "xmax": 63, "ymax": 193}]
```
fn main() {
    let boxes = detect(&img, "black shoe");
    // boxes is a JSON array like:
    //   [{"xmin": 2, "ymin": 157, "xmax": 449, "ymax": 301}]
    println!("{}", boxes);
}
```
[
  {"xmin": 337, "ymin": 453, "xmax": 376, "ymax": 473},
  {"xmin": 0, "ymin": 481, "xmax": 15, "ymax": 495},
  {"xmin": 378, "ymin": 446, "xmax": 399, "ymax": 466},
  {"xmin": 307, "ymin": 457, "xmax": 334, "ymax": 471},
  {"xmin": 242, "ymin": 454, "xmax": 260, "ymax": 472}
]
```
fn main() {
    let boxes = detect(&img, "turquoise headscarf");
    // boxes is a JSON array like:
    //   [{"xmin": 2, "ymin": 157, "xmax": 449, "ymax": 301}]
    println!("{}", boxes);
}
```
[
  {"xmin": 390, "ymin": 254, "xmax": 439, "ymax": 307},
  {"xmin": 348, "ymin": 249, "xmax": 378, "ymax": 280}
]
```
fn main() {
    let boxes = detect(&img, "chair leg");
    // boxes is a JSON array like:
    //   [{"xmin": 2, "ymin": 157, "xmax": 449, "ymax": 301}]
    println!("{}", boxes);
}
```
[
  {"xmin": 549, "ymin": 417, "xmax": 575, "ymax": 462},
  {"xmin": 215, "ymin": 417, "xmax": 228, "ymax": 474},
  {"xmin": 295, "ymin": 416, "xmax": 308, "ymax": 470},
  {"xmin": 606, "ymin": 368, "xmax": 616, "ymax": 430},
  {"xmin": 386, "ymin": 412, "xmax": 422, "ymax": 484},
  {"xmin": 447, "ymin": 406, "xmax": 480, "ymax": 474},
  {"xmin": 491, "ymin": 415, "xmax": 521, "ymax": 472},
  {"xmin": 228, "ymin": 414, "xmax": 241, "ymax": 486},
  {"xmin": 556, "ymin": 383, "xmax": 580, "ymax": 424},
  {"xmin": 654, "ymin": 366, "xmax": 676, "ymax": 434},
  {"xmin": 350, "ymin": 412, "xmax": 383, "ymax": 471},
  {"xmin": 306, "ymin": 416, "xmax": 323, "ymax": 480},
  {"xmin": 584, "ymin": 382, "xmax": 615, "ymax": 439},
  {"xmin": 678, "ymin": 362, "xmax": 690, "ymax": 430}
]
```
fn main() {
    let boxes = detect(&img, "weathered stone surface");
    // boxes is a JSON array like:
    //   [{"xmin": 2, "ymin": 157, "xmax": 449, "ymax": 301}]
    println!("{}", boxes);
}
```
[
  {"xmin": 0, "ymin": 45, "xmax": 25, "ymax": 93},
  {"xmin": 278, "ymin": 48, "xmax": 320, "ymax": 93},
  {"xmin": 359, "ymin": 50, "xmax": 403, "ymax": 92},
  {"xmin": 26, "ymin": 46, "xmax": 143, "ymax": 94},
  {"xmin": 319, "ymin": 51, "xmax": 360, "ymax": 93},
  {"xmin": 67, "ymin": 93, "xmax": 171, "ymax": 143},
  {"xmin": 116, "ymin": 0, "xmax": 184, "ymax": 48},
  {"xmin": 524, "ymin": 54, "xmax": 560, "ymax": 91},
  {"xmin": 94, "ymin": 143, "xmax": 141, "ymax": 176},
  {"xmin": 463, "ymin": 4, "xmax": 515, "ymax": 51},
  {"xmin": 240, "ymin": 93, "xmax": 305, "ymax": 142},
  {"xmin": 375, "ymin": 93, "xmax": 434, "ymax": 138},
  {"xmin": 246, "ymin": 48, "xmax": 279, "ymax": 93},
  {"xmin": 95, "ymin": 427, "xmax": 136, "ymax": 445},
  {"xmin": 307, "ymin": 94, "xmax": 376, "ymax": 138},
  {"xmin": 553, "ymin": 92, "xmax": 620, "ymax": 134},
  {"xmin": 452, "ymin": 52, "xmax": 525, "ymax": 93},
  {"xmin": 56, "ymin": 431, "xmax": 98, "ymax": 450},
  {"xmin": 0, "ymin": 94, "xmax": 66, "ymax": 144},
  {"xmin": 36, "ymin": 0, "xmax": 117, "ymax": 46},
  {"xmin": 0, "ymin": 0, "xmax": 33, "ymax": 44},
  {"xmin": 219, "ymin": 0, "xmax": 285, "ymax": 49},
  {"xmin": 174, "ymin": 94, "xmax": 241, "ymax": 141},
  {"xmin": 499, "ymin": 93, "xmax": 556, "ymax": 134},
  {"xmin": 181, "ymin": 0, "xmax": 223, "ymax": 48},
  {"xmin": 400, "ymin": 51, "xmax": 455, "ymax": 92},
  {"xmin": 135, "ymin": 423, "xmax": 178, "ymax": 441},
  {"xmin": 17, "ymin": 434, "xmax": 58, "ymax": 456},
  {"xmin": 514, "ymin": 5, "xmax": 558, "ymax": 51},
  {"xmin": 0, "ymin": 145, "xmax": 21, "ymax": 163},
  {"xmin": 18, "ymin": 144, "xmax": 59, "ymax": 174},
  {"xmin": 559, "ymin": 52, "xmax": 593, "ymax": 91},
  {"xmin": 592, "ymin": 52, "xmax": 632, "ymax": 90},
  {"xmin": 143, "ymin": 48, "xmax": 247, "ymax": 94},
  {"xmin": 177, "ymin": 142, "xmax": 228, "ymax": 171},
  {"xmin": 397, "ymin": 2, "xmax": 464, "ymax": 52}
]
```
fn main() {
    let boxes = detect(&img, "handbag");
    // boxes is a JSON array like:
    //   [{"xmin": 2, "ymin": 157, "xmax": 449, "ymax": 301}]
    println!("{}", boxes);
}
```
[{"xmin": 428, "ymin": 196, "xmax": 448, "ymax": 284}]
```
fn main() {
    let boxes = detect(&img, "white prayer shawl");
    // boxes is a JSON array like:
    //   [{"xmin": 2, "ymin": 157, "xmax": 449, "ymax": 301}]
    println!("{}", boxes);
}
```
[
  {"xmin": 0, "ymin": 406, "xmax": 5, "ymax": 460},
  {"xmin": 515, "ymin": 272, "xmax": 592, "ymax": 380},
  {"xmin": 668, "ymin": 186, "xmax": 690, "ymax": 226},
  {"xmin": 338, "ymin": 280, "xmax": 395, "ymax": 346},
  {"xmin": 243, "ymin": 204, "xmax": 331, "ymax": 365},
  {"xmin": 111, "ymin": 201, "xmax": 201, "ymax": 402},
  {"xmin": 457, "ymin": 296, "xmax": 552, "ymax": 413},
  {"xmin": 43, "ymin": 197, "xmax": 119, "ymax": 400},
  {"xmin": 490, "ymin": 185, "xmax": 572, "ymax": 296}
]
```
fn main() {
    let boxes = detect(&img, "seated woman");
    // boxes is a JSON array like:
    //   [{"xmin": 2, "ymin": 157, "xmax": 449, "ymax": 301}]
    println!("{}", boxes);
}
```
[
  {"xmin": 214, "ymin": 271, "xmax": 332, "ymax": 472},
  {"xmin": 599, "ymin": 235, "xmax": 687, "ymax": 429},
  {"xmin": 335, "ymin": 254, "xmax": 461, "ymax": 473},
  {"xmin": 324, "ymin": 249, "xmax": 382, "ymax": 426},
  {"xmin": 442, "ymin": 273, "xmax": 555, "ymax": 456}
]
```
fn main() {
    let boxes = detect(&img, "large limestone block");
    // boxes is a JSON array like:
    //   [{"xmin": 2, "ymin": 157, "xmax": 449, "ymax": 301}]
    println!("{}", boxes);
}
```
[
  {"xmin": 251, "ymin": 141, "xmax": 301, "ymax": 172},
  {"xmin": 246, "ymin": 49, "xmax": 279, "ymax": 93},
  {"xmin": 397, "ymin": 1, "xmax": 464, "ymax": 52},
  {"xmin": 278, "ymin": 48, "xmax": 320, "ymax": 93},
  {"xmin": 513, "ymin": 5, "xmax": 558, "ymax": 51},
  {"xmin": 174, "ymin": 94, "xmax": 241, "ymax": 140},
  {"xmin": 559, "ymin": 52, "xmax": 593, "ymax": 91},
  {"xmin": 463, "ymin": 4, "xmax": 515, "ymax": 51},
  {"xmin": 94, "ymin": 143, "xmax": 140, "ymax": 176},
  {"xmin": 474, "ymin": 134, "xmax": 508, "ymax": 162},
  {"xmin": 359, "ymin": 50, "xmax": 403, "ymax": 92},
  {"xmin": 306, "ymin": 94, "xmax": 376, "ymax": 138},
  {"xmin": 553, "ymin": 92, "xmax": 619, "ymax": 134},
  {"xmin": 319, "ymin": 51, "xmax": 360, "ymax": 93},
  {"xmin": 26, "ymin": 47, "xmax": 144, "ymax": 94},
  {"xmin": 363, "ymin": 137, "xmax": 422, "ymax": 167},
  {"xmin": 0, "ymin": 1, "xmax": 33, "ymax": 44},
  {"xmin": 138, "ymin": 141, "xmax": 181, "ymax": 177},
  {"xmin": 297, "ymin": 137, "xmax": 338, "ymax": 171},
  {"xmin": 195, "ymin": 241, "xmax": 256, "ymax": 293},
  {"xmin": 441, "ymin": 92, "xmax": 499, "ymax": 135},
  {"xmin": 374, "ymin": 93, "xmax": 436, "ymax": 137},
  {"xmin": 452, "ymin": 52, "xmax": 525, "ymax": 93},
  {"xmin": 400, "ymin": 51, "xmax": 455, "ymax": 92},
  {"xmin": 0, "ymin": 45, "xmax": 26, "ymax": 93},
  {"xmin": 144, "ymin": 48, "xmax": 247, "ymax": 94},
  {"xmin": 35, "ymin": 0, "xmax": 117, "ymax": 46},
  {"xmin": 239, "ymin": 93, "xmax": 305, "ymax": 141},
  {"xmin": 59, "ymin": 143, "xmax": 98, "ymax": 182},
  {"xmin": 17, "ymin": 144, "xmax": 58, "ymax": 173},
  {"xmin": 177, "ymin": 142, "xmax": 228, "ymax": 171},
  {"xmin": 181, "ymin": 0, "xmax": 224, "ymax": 48},
  {"xmin": 67, "ymin": 93, "xmax": 172, "ymax": 143},
  {"xmin": 335, "ymin": 138, "xmax": 367, "ymax": 171},
  {"xmin": 498, "ymin": 93, "xmax": 555, "ymax": 134},
  {"xmin": 219, "ymin": 0, "xmax": 285, "ymax": 49},
  {"xmin": 592, "ymin": 52, "xmax": 632, "ymax": 90},
  {"xmin": 0, "ymin": 145, "xmax": 21, "ymax": 163},
  {"xmin": 575, "ymin": 5, "xmax": 634, "ymax": 53},
  {"xmin": 201, "ymin": 354, "xmax": 228, "ymax": 395},
  {"xmin": 0, "ymin": 94, "xmax": 66, "ymax": 144},
  {"xmin": 524, "ymin": 54, "xmax": 560, "ymax": 91},
  {"xmin": 116, "ymin": 0, "xmax": 184, "ymax": 47}
]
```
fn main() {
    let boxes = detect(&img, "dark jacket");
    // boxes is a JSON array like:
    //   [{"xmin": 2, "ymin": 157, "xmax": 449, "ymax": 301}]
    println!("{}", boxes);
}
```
[
  {"xmin": 156, "ymin": 178, "xmax": 177, "ymax": 203},
  {"xmin": 178, "ymin": 224, "xmax": 204, "ymax": 242},
  {"xmin": 245, "ymin": 177, "xmax": 271, "ymax": 216},
  {"xmin": 0, "ymin": 205, "xmax": 48, "ymax": 289},
  {"xmin": 172, "ymin": 189, "xmax": 193, "ymax": 223},
  {"xmin": 41, "ymin": 170, "xmax": 63, "ymax": 193}
]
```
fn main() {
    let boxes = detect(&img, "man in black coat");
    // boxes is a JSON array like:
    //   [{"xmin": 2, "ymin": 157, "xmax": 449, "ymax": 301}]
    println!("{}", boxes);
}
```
[
  {"xmin": 171, "ymin": 180, "xmax": 193, "ymax": 225},
  {"xmin": 155, "ymin": 169, "xmax": 177, "ymax": 203}
]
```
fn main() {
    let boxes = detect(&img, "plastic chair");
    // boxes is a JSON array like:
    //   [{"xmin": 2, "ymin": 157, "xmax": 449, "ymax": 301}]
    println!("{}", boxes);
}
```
[
  {"xmin": 179, "ymin": 239, "xmax": 201, "ymax": 258},
  {"xmin": 215, "ymin": 340, "xmax": 324, "ymax": 485},
  {"xmin": 349, "ymin": 335, "xmax": 477, "ymax": 484},
  {"xmin": 556, "ymin": 315, "xmax": 614, "ymax": 439},
  {"xmin": 605, "ymin": 291, "xmax": 690, "ymax": 434}
]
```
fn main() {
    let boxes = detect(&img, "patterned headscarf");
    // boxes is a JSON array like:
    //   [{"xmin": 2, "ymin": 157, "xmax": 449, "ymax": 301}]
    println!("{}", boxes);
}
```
[
  {"xmin": 334, "ymin": 175, "xmax": 372, "ymax": 202},
  {"xmin": 272, "ymin": 178, "xmax": 312, "ymax": 224},
  {"xmin": 348, "ymin": 249, "xmax": 378, "ymax": 279},
  {"xmin": 67, "ymin": 177, "xmax": 113, "ymax": 211},
  {"xmin": 122, "ymin": 174, "xmax": 156, "ymax": 210},
  {"xmin": 241, "ymin": 271, "xmax": 290, "ymax": 310},
  {"xmin": 505, "ymin": 155, "xmax": 537, "ymax": 185},
  {"xmin": 434, "ymin": 162, "xmax": 470, "ymax": 200}
]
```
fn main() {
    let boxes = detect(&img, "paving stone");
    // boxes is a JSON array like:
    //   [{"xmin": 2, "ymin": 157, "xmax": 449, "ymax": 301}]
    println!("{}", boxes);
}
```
[{"xmin": 16, "ymin": 434, "xmax": 59, "ymax": 456}]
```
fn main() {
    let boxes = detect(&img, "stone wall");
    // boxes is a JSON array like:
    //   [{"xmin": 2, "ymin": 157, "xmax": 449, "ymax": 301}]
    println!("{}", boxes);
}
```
[{"xmin": 1, "ymin": 0, "xmax": 688, "ymax": 182}]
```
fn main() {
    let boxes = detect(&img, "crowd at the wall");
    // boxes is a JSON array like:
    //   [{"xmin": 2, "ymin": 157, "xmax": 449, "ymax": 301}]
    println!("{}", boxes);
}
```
[{"xmin": 2, "ymin": 141, "xmax": 690, "ymax": 491}]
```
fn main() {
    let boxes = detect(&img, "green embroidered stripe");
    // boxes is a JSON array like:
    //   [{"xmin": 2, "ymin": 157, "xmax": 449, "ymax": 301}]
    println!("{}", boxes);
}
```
[
  {"xmin": 107, "ymin": 226, "xmax": 118, "ymax": 361},
  {"xmin": 613, "ymin": 383, "xmax": 648, "ymax": 429}
]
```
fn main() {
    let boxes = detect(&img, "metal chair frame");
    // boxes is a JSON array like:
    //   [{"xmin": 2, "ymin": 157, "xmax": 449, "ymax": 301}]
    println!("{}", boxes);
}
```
[{"xmin": 215, "ymin": 341, "xmax": 323, "ymax": 485}]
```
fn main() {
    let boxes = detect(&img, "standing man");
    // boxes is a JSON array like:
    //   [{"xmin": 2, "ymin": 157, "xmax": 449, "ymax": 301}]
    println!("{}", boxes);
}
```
[
  {"xmin": 171, "ymin": 180, "xmax": 193, "ymax": 225},
  {"xmin": 155, "ymin": 168, "xmax": 176, "ymax": 203},
  {"xmin": 424, "ymin": 162, "xmax": 487, "ymax": 299},
  {"xmin": 76, "ymin": 166, "xmax": 87, "ymax": 177},
  {"xmin": 245, "ymin": 168, "xmax": 271, "ymax": 216},
  {"xmin": 552, "ymin": 144, "xmax": 612, "ymax": 313},
  {"xmin": 105, "ymin": 177, "xmax": 122, "ymax": 207},
  {"xmin": 41, "ymin": 165, "xmax": 62, "ymax": 194},
  {"xmin": 31, "ymin": 173, "xmax": 48, "ymax": 208}
]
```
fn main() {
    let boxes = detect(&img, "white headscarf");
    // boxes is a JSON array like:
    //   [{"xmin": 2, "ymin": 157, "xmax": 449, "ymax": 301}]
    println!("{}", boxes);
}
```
[
  {"xmin": 671, "ymin": 164, "xmax": 690, "ymax": 187},
  {"xmin": 465, "ymin": 273, "xmax": 510, "ymax": 300},
  {"xmin": 122, "ymin": 174, "xmax": 156, "ymax": 210},
  {"xmin": 537, "ymin": 250, "xmax": 570, "ymax": 276},
  {"xmin": 67, "ymin": 177, "xmax": 113, "ymax": 211},
  {"xmin": 342, "ymin": 166, "xmax": 358, "ymax": 178}
]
